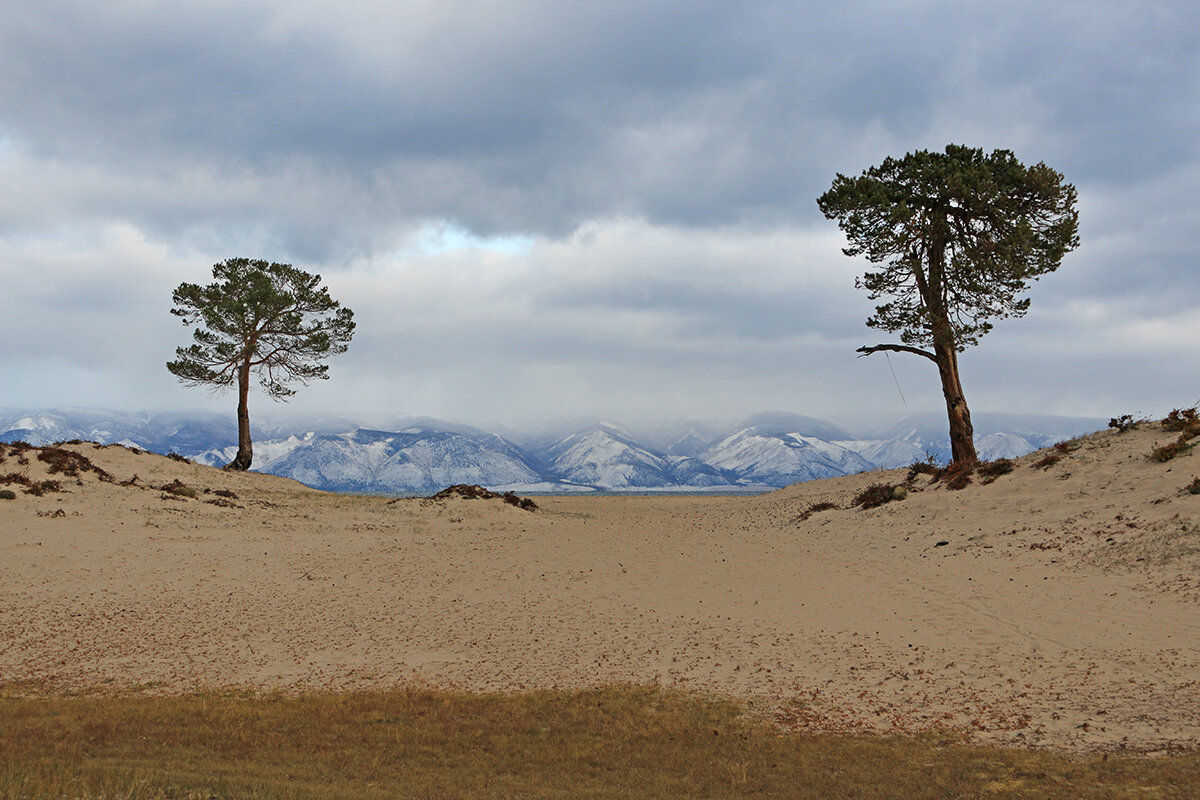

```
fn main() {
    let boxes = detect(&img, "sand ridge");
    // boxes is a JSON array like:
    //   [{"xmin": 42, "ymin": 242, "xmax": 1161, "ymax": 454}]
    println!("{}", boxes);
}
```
[{"xmin": 1, "ymin": 424, "xmax": 1198, "ymax": 753}]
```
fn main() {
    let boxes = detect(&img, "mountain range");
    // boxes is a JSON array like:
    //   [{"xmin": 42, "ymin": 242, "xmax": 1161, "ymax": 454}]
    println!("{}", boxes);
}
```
[{"xmin": 0, "ymin": 408, "xmax": 1106, "ymax": 494}]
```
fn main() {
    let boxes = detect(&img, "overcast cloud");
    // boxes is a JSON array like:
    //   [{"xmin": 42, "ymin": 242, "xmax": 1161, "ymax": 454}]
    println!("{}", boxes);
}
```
[{"xmin": 1, "ymin": 0, "xmax": 1197, "ymax": 432}]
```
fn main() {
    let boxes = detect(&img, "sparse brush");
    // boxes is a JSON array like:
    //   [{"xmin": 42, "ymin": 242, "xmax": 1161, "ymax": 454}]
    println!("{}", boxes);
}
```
[
  {"xmin": 938, "ymin": 461, "xmax": 974, "ymax": 490},
  {"xmin": 37, "ymin": 447, "xmax": 114, "ymax": 482},
  {"xmin": 1053, "ymin": 439, "xmax": 1079, "ymax": 453},
  {"xmin": 1185, "ymin": 477, "xmax": 1200, "ymax": 495},
  {"xmin": 1033, "ymin": 453, "xmax": 1062, "ymax": 470},
  {"xmin": 976, "ymin": 459, "xmax": 1014, "ymax": 484},
  {"xmin": 0, "ymin": 472, "xmax": 33, "ymax": 487},
  {"xmin": 25, "ymin": 480, "xmax": 63, "ymax": 497},
  {"xmin": 905, "ymin": 458, "xmax": 941, "ymax": 487},
  {"xmin": 1109, "ymin": 414, "xmax": 1136, "ymax": 433},
  {"xmin": 851, "ymin": 483, "xmax": 898, "ymax": 509},
  {"xmin": 503, "ymin": 491, "xmax": 539, "ymax": 511},
  {"xmin": 1163, "ymin": 407, "xmax": 1199, "ymax": 432},
  {"xmin": 158, "ymin": 479, "xmax": 198, "ymax": 499},
  {"xmin": 167, "ymin": 452, "xmax": 191, "ymax": 463},
  {"xmin": 1150, "ymin": 438, "xmax": 1195, "ymax": 463},
  {"xmin": 796, "ymin": 500, "xmax": 840, "ymax": 521}
]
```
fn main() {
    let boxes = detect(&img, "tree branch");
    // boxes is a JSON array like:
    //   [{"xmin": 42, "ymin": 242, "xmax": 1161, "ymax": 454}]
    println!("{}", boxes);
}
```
[{"xmin": 856, "ymin": 343, "xmax": 937, "ymax": 362}]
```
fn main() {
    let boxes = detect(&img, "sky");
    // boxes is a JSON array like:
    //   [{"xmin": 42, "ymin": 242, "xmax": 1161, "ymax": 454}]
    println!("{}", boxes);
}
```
[{"xmin": 1, "ymin": 0, "xmax": 1197, "ymax": 433}]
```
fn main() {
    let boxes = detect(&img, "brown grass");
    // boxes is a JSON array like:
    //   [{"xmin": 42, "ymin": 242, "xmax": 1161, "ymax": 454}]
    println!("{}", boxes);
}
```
[
  {"xmin": 2, "ymin": 686, "xmax": 1198, "ymax": 799},
  {"xmin": 850, "ymin": 483, "xmax": 897, "ymax": 509},
  {"xmin": 1033, "ymin": 453, "xmax": 1063, "ymax": 470},
  {"xmin": 976, "ymin": 458, "xmax": 1015, "ymax": 484}
]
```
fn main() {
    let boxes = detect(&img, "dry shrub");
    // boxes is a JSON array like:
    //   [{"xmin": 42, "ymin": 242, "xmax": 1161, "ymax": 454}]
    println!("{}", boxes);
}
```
[
  {"xmin": 1151, "ymin": 439, "xmax": 1195, "ymax": 463},
  {"xmin": 25, "ymin": 480, "xmax": 63, "ymax": 497},
  {"xmin": 37, "ymin": 447, "xmax": 114, "ymax": 482},
  {"xmin": 158, "ymin": 479, "xmax": 198, "ymax": 499},
  {"xmin": 851, "ymin": 483, "xmax": 897, "ymax": 509},
  {"xmin": 1109, "ymin": 414, "xmax": 1136, "ymax": 433},
  {"xmin": 167, "ymin": 452, "xmax": 192, "ymax": 463},
  {"xmin": 976, "ymin": 458, "xmax": 1014, "ymax": 484},
  {"xmin": 428, "ymin": 484, "xmax": 538, "ymax": 511},
  {"xmin": 0, "ymin": 472, "xmax": 33, "ymax": 488},
  {"xmin": 905, "ymin": 458, "xmax": 941, "ymax": 486},
  {"xmin": 1163, "ymin": 407, "xmax": 1200, "ymax": 434},
  {"xmin": 1034, "ymin": 453, "xmax": 1063, "ymax": 470},
  {"xmin": 210, "ymin": 488, "xmax": 238, "ymax": 499},
  {"xmin": 938, "ymin": 461, "xmax": 974, "ymax": 490},
  {"xmin": 0, "ymin": 489, "xmax": 15, "ymax": 500},
  {"xmin": 1184, "ymin": 477, "xmax": 1200, "ymax": 495},
  {"xmin": 503, "ymin": 491, "xmax": 539, "ymax": 511},
  {"xmin": 1053, "ymin": 439, "xmax": 1079, "ymax": 453},
  {"xmin": 796, "ymin": 500, "xmax": 839, "ymax": 521}
]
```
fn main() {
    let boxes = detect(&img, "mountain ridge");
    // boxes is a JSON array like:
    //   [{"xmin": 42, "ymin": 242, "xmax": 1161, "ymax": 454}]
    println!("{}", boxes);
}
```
[{"xmin": 0, "ymin": 407, "xmax": 1106, "ymax": 494}]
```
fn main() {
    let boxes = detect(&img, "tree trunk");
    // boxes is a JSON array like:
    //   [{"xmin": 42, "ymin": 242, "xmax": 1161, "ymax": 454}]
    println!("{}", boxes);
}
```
[
  {"xmin": 226, "ymin": 360, "xmax": 253, "ymax": 471},
  {"xmin": 931, "ymin": 331, "xmax": 978, "ymax": 464}
]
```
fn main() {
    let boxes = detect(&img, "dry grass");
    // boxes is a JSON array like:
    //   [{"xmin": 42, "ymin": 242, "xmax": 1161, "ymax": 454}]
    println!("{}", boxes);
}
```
[{"xmin": 2, "ymin": 686, "xmax": 1198, "ymax": 799}]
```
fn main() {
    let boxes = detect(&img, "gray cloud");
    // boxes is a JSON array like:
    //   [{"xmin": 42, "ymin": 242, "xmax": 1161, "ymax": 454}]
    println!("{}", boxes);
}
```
[{"xmin": 1, "ymin": 1, "xmax": 1197, "ymax": 427}]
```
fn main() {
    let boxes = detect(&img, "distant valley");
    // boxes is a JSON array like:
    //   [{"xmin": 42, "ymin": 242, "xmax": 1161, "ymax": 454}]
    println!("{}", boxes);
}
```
[{"xmin": 0, "ymin": 408, "xmax": 1106, "ymax": 494}]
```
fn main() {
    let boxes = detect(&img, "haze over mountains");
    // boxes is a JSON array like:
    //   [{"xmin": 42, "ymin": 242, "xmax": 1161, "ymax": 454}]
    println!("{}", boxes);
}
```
[{"xmin": 0, "ymin": 408, "xmax": 1105, "ymax": 494}]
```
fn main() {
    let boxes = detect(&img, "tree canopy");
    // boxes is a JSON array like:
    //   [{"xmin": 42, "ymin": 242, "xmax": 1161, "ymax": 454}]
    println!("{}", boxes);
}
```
[
  {"xmin": 818, "ymin": 145, "xmax": 1079, "ymax": 463},
  {"xmin": 167, "ymin": 258, "xmax": 355, "ymax": 470}
]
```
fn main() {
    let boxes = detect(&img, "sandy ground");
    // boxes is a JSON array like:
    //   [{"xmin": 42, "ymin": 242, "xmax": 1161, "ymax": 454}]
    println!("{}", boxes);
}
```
[{"xmin": 1, "ymin": 423, "xmax": 1198, "ymax": 753}]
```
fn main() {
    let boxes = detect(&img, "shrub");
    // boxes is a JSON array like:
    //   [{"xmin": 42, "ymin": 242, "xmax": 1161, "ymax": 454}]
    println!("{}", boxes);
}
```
[
  {"xmin": 1033, "ymin": 453, "xmax": 1062, "ymax": 470},
  {"xmin": 1053, "ymin": 439, "xmax": 1079, "ymax": 453},
  {"xmin": 0, "ymin": 489, "xmax": 15, "ymax": 500},
  {"xmin": 796, "ymin": 500, "xmax": 840, "ymax": 521},
  {"xmin": 25, "ymin": 480, "xmax": 63, "ymax": 497},
  {"xmin": 1151, "ymin": 439, "xmax": 1195, "ymax": 463},
  {"xmin": 851, "ymin": 483, "xmax": 899, "ymax": 509},
  {"xmin": 1185, "ymin": 477, "xmax": 1200, "ymax": 495},
  {"xmin": 976, "ymin": 458, "xmax": 1014, "ymax": 483},
  {"xmin": 159, "ymin": 479, "xmax": 198, "ymax": 499},
  {"xmin": 0, "ymin": 472, "xmax": 33, "ymax": 487},
  {"xmin": 37, "ymin": 447, "xmax": 114, "ymax": 482},
  {"xmin": 1108, "ymin": 414, "xmax": 1136, "ymax": 433},
  {"xmin": 1163, "ymin": 407, "xmax": 1199, "ymax": 432}
]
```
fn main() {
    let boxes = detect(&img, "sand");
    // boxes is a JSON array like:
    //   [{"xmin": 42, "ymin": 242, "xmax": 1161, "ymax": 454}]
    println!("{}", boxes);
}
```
[{"xmin": 1, "ymin": 423, "xmax": 1198, "ymax": 753}]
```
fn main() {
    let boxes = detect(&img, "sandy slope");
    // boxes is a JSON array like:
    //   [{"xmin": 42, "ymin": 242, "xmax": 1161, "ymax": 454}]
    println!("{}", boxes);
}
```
[{"xmin": 1, "ymin": 423, "xmax": 1197, "ymax": 753}]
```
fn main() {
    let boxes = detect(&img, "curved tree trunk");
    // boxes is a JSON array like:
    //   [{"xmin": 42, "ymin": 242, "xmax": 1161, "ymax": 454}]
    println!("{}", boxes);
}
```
[
  {"xmin": 226, "ymin": 361, "xmax": 253, "ymax": 471},
  {"xmin": 931, "ymin": 334, "xmax": 977, "ymax": 464}
]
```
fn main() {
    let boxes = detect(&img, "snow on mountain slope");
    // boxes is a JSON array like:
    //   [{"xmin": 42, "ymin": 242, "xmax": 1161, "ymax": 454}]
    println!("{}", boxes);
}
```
[
  {"xmin": 703, "ymin": 430, "xmax": 875, "ymax": 486},
  {"xmin": 262, "ymin": 428, "xmax": 543, "ymax": 493},
  {"xmin": 539, "ymin": 426, "xmax": 735, "ymax": 489},
  {"xmin": 835, "ymin": 438, "xmax": 927, "ymax": 469}
]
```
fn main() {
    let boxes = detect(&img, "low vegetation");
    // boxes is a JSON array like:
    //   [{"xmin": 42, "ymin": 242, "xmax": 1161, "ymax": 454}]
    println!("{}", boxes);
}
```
[
  {"xmin": 851, "ymin": 483, "xmax": 899, "ymax": 509},
  {"xmin": 2, "ymin": 687, "xmax": 1198, "ymax": 800},
  {"xmin": 1150, "ymin": 407, "xmax": 1200, "ymax": 463}
]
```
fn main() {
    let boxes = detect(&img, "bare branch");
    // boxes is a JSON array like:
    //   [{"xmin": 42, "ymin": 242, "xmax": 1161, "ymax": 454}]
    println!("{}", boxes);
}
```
[{"xmin": 856, "ymin": 343, "xmax": 937, "ymax": 362}]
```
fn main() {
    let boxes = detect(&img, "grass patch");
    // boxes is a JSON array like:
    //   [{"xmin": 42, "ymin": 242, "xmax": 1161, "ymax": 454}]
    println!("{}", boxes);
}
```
[{"xmin": 1, "ymin": 687, "xmax": 1198, "ymax": 799}]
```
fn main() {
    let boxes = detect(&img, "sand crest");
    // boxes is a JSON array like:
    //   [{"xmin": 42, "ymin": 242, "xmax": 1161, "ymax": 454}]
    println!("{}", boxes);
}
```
[{"xmin": 1, "ymin": 426, "xmax": 1198, "ymax": 752}]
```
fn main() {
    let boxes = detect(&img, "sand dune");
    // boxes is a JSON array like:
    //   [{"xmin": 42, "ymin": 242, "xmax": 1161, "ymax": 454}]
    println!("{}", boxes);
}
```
[{"xmin": 1, "ymin": 422, "xmax": 1197, "ymax": 753}]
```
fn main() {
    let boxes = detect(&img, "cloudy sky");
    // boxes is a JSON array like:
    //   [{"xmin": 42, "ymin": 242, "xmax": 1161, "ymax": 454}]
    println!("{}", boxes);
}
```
[{"xmin": 1, "ymin": 0, "xmax": 1196, "ymax": 432}]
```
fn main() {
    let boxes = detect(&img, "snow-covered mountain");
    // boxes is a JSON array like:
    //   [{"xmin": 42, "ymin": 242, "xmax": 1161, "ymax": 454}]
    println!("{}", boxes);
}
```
[
  {"xmin": 536, "ymin": 425, "xmax": 733, "ymax": 489},
  {"xmin": 0, "ymin": 408, "xmax": 1107, "ymax": 494},
  {"xmin": 702, "ymin": 430, "xmax": 875, "ymax": 487}
]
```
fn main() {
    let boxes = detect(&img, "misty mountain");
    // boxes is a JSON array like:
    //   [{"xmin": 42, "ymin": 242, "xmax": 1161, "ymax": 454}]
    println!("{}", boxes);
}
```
[
  {"xmin": 0, "ymin": 408, "xmax": 1107, "ymax": 494},
  {"xmin": 535, "ymin": 425, "xmax": 733, "ymax": 489}
]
